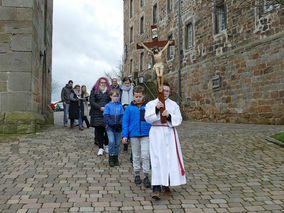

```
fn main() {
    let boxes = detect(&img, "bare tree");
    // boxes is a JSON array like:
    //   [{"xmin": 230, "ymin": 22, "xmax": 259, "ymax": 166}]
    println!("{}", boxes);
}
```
[
  {"xmin": 52, "ymin": 80, "xmax": 61, "ymax": 95},
  {"xmin": 104, "ymin": 56, "xmax": 124, "ymax": 84}
]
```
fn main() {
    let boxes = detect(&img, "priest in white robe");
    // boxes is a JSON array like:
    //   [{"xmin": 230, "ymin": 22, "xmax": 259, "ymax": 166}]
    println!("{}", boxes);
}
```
[{"xmin": 145, "ymin": 83, "xmax": 186, "ymax": 200}]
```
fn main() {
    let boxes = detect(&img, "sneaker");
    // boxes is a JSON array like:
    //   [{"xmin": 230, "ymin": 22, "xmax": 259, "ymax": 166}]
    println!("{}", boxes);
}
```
[
  {"xmin": 79, "ymin": 126, "xmax": 84, "ymax": 131},
  {"xmin": 104, "ymin": 145, "xmax": 109, "ymax": 154},
  {"xmin": 152, "ymin": 191, "xmax": 161, "ymax": 200},
  {"xmin": 97, "ymin": 148, "xmax": 104, "ymax": 156},
  {"xmin": 143, "ymin": 177, "xmax": 151, "ymax": 188},
  {"xmin": 134, "ymin": 176, "xmax": 141, "ymax": 185}
]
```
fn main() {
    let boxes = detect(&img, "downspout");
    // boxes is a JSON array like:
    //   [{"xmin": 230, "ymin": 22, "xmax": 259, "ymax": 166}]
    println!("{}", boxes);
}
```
[{"xmin": 177, "ymin": 0, "xmax": 182, "ymax": 105}]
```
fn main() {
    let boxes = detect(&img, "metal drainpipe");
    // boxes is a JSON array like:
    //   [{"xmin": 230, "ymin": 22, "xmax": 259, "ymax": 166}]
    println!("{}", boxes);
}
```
[{"xmin": 177, "ymin": 0, "xmax": 182, "ymax": 105}]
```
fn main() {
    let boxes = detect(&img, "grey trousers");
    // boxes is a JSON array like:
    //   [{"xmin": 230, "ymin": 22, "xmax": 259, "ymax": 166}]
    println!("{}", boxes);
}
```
[{"xmin": 131, "ymin": 137, "xmax": 150, "ymax": 175}]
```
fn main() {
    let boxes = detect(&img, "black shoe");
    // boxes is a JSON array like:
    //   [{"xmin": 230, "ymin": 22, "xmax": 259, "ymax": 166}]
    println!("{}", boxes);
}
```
[
  {"xmin": 114, "ymin": 155, "xmax": 119, "ymax": 166},
  {"xmin": 109, "ymin": 156, "xmax": 115, "ymax": 167},
  {"xmin": 143, "ymin": 177, "xmax": 151, "ymax": 188},
  {"xmin": 134, "ymin": 176, "xmax": 141, "ymax": 185}
]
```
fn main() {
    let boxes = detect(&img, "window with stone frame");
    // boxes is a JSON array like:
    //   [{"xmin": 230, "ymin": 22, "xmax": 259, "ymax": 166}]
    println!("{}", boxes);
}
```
[
  {"xmin": 140, "ymin": 52, "xmax": 144, "ymax": 72},
  {"xmin": 153, "ymin": 4, "xmax": 158, "ymax": 24},
  {"xmin": 130, "ymin": 26, "xmax": 133, "ymax": 43},
  {"xmin": 185, "ymin": 23, "xmax": 193, "ymax": 49},
  {"xmin": 140, "ymin": 16, "xmax": 144, "ymax": 34},
  {"xmin": 167, "ymin": 34, "xmax": 174, "ymax": 60},
  {"xmin": 130, "ymin": 0, "xmax": 134, "ymax": 18},
  {"xmin": 140, "ymin": 0, "xmax": 144, "ymax": 8},
  {"xmin": 214, "ymin": 1, "xmax": 227, "ymax": 34},
  {"xmin": 167, "ymin": 0, "xmax": 173, "ymax": 13},
  {"xmin": 130, "ymin": 59, "xmax": 133, "ymax": 74}
]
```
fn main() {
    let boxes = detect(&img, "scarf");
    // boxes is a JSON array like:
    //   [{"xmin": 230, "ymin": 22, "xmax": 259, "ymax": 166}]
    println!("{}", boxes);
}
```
[
  {"xmin": 99, "ymin": 87, "xmax": 107, "ymax": 94},
  {"xmin": 121, "ymin": 86, "xmax": 132, "ymax": 106}
]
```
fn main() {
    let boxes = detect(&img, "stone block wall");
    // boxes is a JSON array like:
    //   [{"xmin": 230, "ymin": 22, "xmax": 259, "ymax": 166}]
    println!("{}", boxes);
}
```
[
  {"xmin": 123, "ymin": 0, "xmax": 284, "ymax": 124},
  {"xmin": 0, "ymin": 0, "xmax": 53, "ymax": 134}
]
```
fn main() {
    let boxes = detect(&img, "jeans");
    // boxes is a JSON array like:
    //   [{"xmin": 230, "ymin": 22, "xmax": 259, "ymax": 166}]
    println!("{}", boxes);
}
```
[
  {"xmin": 63, "ymin": 103, "xmax": 70, "ymax": 124},
  {"xmin": 153, "ymin": 185, "xmax": 161, "ymax": 192},
  {"xmin": 107, "ymin": 130, "xmax": 121, "ymax": 155},
  {"xmin": 78, "ymin": 108, "xmax": 82, "ymax": 127},
  {"xmin": 131, "ymin": 137, "xmax": 150, "ymax": 174}
]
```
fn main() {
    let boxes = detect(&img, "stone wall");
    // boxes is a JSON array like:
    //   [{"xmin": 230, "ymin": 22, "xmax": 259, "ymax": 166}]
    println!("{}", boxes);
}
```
[
  {"xmin": 0, "ymin": 0, "xmax": 53, "ymax": 134},
  {"xmin": 123, "ymin": 0, "xmax": 284, "ymax": 124}
]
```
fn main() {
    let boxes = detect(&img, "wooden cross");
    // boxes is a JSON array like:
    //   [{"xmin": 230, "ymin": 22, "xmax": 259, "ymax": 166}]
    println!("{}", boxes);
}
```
[{"xmin": 137, "ymin": 25, "xmax": 175, "ymax": 123}]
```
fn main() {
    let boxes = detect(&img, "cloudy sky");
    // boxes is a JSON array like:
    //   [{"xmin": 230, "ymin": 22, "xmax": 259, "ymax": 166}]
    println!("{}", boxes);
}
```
[{"xmin": 52, "ymin": 0, "xmax": 123, "ymax": 101}]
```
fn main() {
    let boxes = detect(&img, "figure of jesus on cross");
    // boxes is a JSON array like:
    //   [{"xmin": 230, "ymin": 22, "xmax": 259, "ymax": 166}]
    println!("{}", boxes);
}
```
[{"xmin": 137, "ymin": 25, "xmax": 175, "ymax": 123}]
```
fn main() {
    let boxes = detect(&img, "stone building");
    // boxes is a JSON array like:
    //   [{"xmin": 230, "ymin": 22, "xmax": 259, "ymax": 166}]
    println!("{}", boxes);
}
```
[
  {"xmin": 123, "ymin": 0, "xmax": 284, "ymax": 124},
  {"xmin": 0, "ymin": 0, "xmax": 53, "ymax": 134}
]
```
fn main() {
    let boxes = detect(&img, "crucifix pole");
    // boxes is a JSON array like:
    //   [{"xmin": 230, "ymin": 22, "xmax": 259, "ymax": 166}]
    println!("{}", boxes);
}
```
[{"xmin": 137, "ymin": 25, "xmax": 174, "ymax": 123}]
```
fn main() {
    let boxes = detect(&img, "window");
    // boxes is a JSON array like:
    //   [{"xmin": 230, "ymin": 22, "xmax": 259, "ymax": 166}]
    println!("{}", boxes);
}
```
[
  {"xmin": 140, "ymin": 0, "xmax": 144, "ymax": 8},
  {"xmin": 130, "ymin": 26, "xmax": 133, "ymax": 43},
  {"xmin": 185, "ymin": 23, "xmax": 193, "ymax": 49},
  {"xmin": 167, "ymin": 0, "xmax": 173, "ymax": 13},
  {"xmin": 153, "ymin": 4, "xmax": 158, "ymax": 24},
  {"xmin": 167, "ymin": 34, "xmax": 174, "ymax": 60},
  {"xmin": 140, "ymin": 16, "xmax": 144, "ymax": 34},
  {"xmin": 130, "ymin": 0, "xmax": 134, "ymax": 18},
  {"xmin": 264, "ymin": 0, "xmax": 274, "ymax": 13},
  {"xmin": 130, "ymin": 59, "xmax": 133, "ymax": 74},
  {"xmin": 140, "ymin": 52, "xmax": 144, "ymax": 71},
  {"xmin": 214, "ymin": 1, "xmax": 227, "ymax": 34}
]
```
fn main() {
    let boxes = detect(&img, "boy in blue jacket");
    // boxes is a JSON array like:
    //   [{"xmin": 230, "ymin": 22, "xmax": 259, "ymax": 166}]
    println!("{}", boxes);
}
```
[
  {"xmin": 122, "ymin": 86, "xmax": 151, "ymax": 187},
  {"xmin": 103, "ymin": 89, "xmax": 124, "ymax": 167}
]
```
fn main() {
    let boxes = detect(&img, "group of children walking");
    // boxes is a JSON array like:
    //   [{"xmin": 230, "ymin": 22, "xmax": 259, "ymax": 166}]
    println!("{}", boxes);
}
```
[
  {"xmin": 102, "ymin": 82, "xmax": 186, "ymax": 200},
  {"xmin": 103, "ymin": 85, "xmax": 151, "ymax": 187}
]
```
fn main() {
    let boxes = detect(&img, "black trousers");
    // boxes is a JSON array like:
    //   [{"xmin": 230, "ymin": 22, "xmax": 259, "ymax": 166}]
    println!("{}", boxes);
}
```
[
  {"xmin": 82, "ymin": 116, "xmax": 90, "ymax": 128},
  {"xmin": 95, "ymin": 126, "xmax": 108, "ymax": 149}
]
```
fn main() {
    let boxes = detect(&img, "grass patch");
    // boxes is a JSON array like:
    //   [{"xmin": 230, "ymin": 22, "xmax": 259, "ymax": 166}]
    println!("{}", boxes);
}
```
[{"xmin": 271, "ymin": 132, "xmax": 284, "ymax": 143}]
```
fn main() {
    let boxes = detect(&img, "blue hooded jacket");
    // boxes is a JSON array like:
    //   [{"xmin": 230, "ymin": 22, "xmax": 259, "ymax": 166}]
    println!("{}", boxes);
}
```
[
  {"xmin": 122, "ymin": 101, "xmax": 151, "ymax": 138},
  {"xmin": 103, "ymin": 101, "xmax": 124, "ymax": 132}
]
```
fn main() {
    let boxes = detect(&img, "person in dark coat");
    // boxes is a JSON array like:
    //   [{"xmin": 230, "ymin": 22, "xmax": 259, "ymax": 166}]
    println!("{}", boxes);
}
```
[
  {"xmin": 90, "ymin": 77, "xmax": 111, "ymax": 155},
  {"xmin": 111, "ymin": 78, "xmax": 120, "ymax": 90},
  {"xmin": 69, "ymin": 85, "xmax": 84, "ymax": 130},
  {"xmin": 61, "ymin": 80, "xmax": 73, "ymax": 126}
]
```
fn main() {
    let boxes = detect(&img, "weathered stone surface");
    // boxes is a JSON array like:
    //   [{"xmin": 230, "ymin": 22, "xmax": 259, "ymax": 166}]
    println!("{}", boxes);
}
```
[
  {"xmin": 4, "ymin": 21, "xmax": 32, "ymax": 33},
  {"xmin": 7, "ymin": 72, "xmax": 31, "ymax": 92},
  {"xmin": 0, "ymin": 7, "xmax": 16, "ymax": 20},
  {"xmin": 2, "ymin": 0, "xmax": 33, "ymax": 8},
  {"xmin": 0, "ymin": 52, "xmax": 32, "ymax": 72},
  {"xmin": 0, "ymin": 112, "xmax": 4, "ymax": 124},
  {"xmin": 123, "ymin": 1, "xmax": 284, "ymax": 125},
  {"xmin": 0, "ymin": 81, "xmax": 7, "ymax": 92},
  {"xmin": 16, "ymin": 8, "xmax": 32, "ymax": 21},
  {"xmin": 0, "ymin": 34, "xmax": 10, "ymax": 53},
  {"xmin": 0, "ymin": 92, "xmax": 31, "ymax": 112},
  {"xmin": 0, "ymin": 112, "xmax": 45, "ymax": 134},
  {"xmin": 11, "ymin": 34, "xmax": 32, "ymax": 51}
]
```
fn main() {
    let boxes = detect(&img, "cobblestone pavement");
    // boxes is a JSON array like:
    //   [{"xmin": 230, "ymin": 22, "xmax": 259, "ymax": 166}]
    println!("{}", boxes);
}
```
[{"xmin": 0, "ymin": 112, "xmax": 283, "ymax": 213}]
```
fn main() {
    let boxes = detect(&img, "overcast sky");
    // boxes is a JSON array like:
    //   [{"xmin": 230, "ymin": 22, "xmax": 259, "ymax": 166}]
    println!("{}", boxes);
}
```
[{"xmin": 52, "ymin": 0, "xmax": 123, "ymax": 101}]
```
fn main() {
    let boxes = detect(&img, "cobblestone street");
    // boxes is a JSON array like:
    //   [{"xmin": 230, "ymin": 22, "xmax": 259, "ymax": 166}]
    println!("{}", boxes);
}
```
[{"xmin": 0, "ymin": 112, "xmax": 283, "ymax": 213}]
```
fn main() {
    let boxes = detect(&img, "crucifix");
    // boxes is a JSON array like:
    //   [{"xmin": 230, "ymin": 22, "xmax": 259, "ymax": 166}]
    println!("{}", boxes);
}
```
[{"xmin": 137, "ymin": 25, "xmax": 175, "ymax": 123}]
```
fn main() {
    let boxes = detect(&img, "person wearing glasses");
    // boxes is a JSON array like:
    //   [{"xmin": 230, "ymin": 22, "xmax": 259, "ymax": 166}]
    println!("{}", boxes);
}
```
[{"xmin": 90, "ymin": 77, "xmax": 111, "ymax": 156}]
